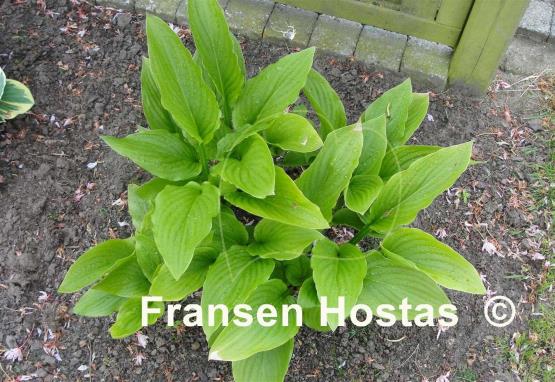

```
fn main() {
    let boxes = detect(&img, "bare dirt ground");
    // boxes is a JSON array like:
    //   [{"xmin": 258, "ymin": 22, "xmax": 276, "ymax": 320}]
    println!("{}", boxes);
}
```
[{"xmin": 0, "ymin": 1, "xmax": 552, "ymax": 381}]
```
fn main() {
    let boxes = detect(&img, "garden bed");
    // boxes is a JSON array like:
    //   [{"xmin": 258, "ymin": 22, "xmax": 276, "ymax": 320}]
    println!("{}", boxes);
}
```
[{"xmin": 0, "ymin": 1, "xmax": 552, "ymax": 381}]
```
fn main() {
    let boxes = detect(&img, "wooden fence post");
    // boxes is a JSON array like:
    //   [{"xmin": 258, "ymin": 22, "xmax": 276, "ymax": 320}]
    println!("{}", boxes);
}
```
[{"xmin": 448, "ymin": 0, "xmax": 530, "ymax": 94}]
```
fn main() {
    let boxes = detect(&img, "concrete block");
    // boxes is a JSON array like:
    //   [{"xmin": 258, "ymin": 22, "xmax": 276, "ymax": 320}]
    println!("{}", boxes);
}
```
[
  {"xmin": 517, "ymin": 0, "xmax": 553, "ymax": 42},
  {"xmin": 550, "ymin": 9, "xmax": 555, "ymax": 42},
  {"xmin": 401, "ymin": 37, "xmax": 452, "ymax": 91},
  {"xmin": 309, "ymin": 14, "xmax": 362, "ymax": 57},
  {"xmin": 355, "ymin": 25, "xmax": 407, "ymax": 72},
  {"xmin": 176, "ymin": 0, "xmax": 189, "ymax": 24},
  {"xmin": 136, "ymin": 0, "xmax": 181, "ymax": 22},
  {"xmin": 176, "ymin": 0, "xmax": 230, "ymax": 25},
  {"xmin": 263, "ymin": 4, "xmax": 318, "ymax": 48},
  {"xmin": 502, "ymin": 36, "xmax": 555, "ymax": 75},
  {"xmin": 224, "ymin": 0, "xmax": 275, "ymax": 40},
  {"xmin": 96, "ymin": 0, "xmax": 134, "ymax": 11}
]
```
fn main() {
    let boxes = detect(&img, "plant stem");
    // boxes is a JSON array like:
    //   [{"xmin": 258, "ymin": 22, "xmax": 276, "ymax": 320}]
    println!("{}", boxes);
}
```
[
  {"xmin": 349, "ymin": 224, "xmax": 372, "ymax": 245},
  {"xmin": 349, "ymin": 224, "xmax": 383, "ymax": 245},
  {"xmin": 198, "ymin": 144, "xmax": 209, "ymax": 180}
]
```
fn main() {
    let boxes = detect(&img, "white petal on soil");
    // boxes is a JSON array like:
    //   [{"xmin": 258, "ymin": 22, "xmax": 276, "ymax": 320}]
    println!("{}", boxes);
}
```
[
  {"xmin": 136, "ymin": 332, "xmax": 149, "ymax": 348},
  {"xmin": 482, "ymin": 239, "xmax": 501, "ymax": 256},
  {"xmin": 3, "ymin": 347, "xmax": 23, "ymax": 362},
  {"xmin": 38, "ymin": 291, "xmax": 48, "ymax": 303}
]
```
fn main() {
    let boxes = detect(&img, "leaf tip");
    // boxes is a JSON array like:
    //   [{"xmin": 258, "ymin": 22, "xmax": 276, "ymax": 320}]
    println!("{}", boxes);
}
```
[
  {"xmin": 208, "ymin": 351, "xmax": 222, "ymax": 361},
  {"xmin": 471, "ymin": 282, "xmax": 487, "ymax": 295},
  {"xmin": 145, "ymin": 13, "xmax": 159, "ymax": 24},
  {"xmin": 401, "ymin": 77, "xmax": 412, "ymax": 90},
  {"xmin": 166, "ymin": 265, "xmax": 186, "ymax": 281},
  {"xmin": 109, "ymin": 326, "xmax": 123, "ymax": 339},
  {"xmin": 57, "ymin": 282, "xmax": 71, "ymax": 294},
  {"xmin": 99, "ymin": 134, "xmax": 113, "ymax": 144}
]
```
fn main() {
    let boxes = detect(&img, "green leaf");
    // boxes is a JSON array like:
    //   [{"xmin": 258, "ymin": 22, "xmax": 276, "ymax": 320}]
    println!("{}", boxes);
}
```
[
  {"xmin": 291, "ymin": 103, "xmax": 308, "ymax": 118},
  {"xmin": 355, "ymin": 115, "xmax": 387, "ymax": 176},
  {"xmin": 226, "ymin": 166, "xmax": 329, "ymax": 229},
  {"xmin": 146, "ymin": 14, "xmax": 220, "ymax": 143},
  {"xmin": 344, "ymin": 174, "xmax": 383, "ymax": 215},
  {"xmin": 217, "ymin": 117, "xmax": 277, "ymax": 158},
  {"xmin": 311, "ymin": 239, "xmax": 367, "ymax": 330},
  {"xmin": 135, "ymin": 234, "xmax": 161, "ymax": 282},
  {"xmin": 296, "ymin": 123, "xmax": 363, "ymax": 221},
  {"xmin": 282, "ymin": 151, "xmax": 317, "ymax": 167},
  {"xmin": 140, "ymin": 57, "xmax": 177, "ymax": 132},
  {"xmin": 128, "ymin": 178, "xmax": 173, "ymax": 231},
  {"xmin": 362, "ymin": 79, "xmax": 411, "ymax": 146},
  {"xmin": 102, "ymin": 130, "xmax": 201, "ymax": 182},
  {"xmin": 382, "ymin": 228, "xmax": 485, "ymax": 294},
  {"xmin": 221, "ymin": 134, "xmax": 275, "ymax": 198},
  {"xmin": 189, "ymin": 0, "xmax": 244, "ymax": 122},
  {"xmin": 110, "ymin": 298, "xmax": 164, "ymax": 339},
  {"xmin": 379, "ymin": 145, "xmax": 441, "ymax": 180},
  {"xmin": 233, "ymin": 48, "xmax": 315, "ymax": 128},
  {"xmin": 0, "ymin": 79, "xmax": 34, "ymax": 121},
  {"xmin": 59, "ymin": 239, "xmax": 135, "ymax": 293},
  {"xmin": 135, "ymin": 211, "xmax": 163, "ymax": 281},
  {"xmin": 231, "ymin": 34, "xmax": 247, "ymax": 80},
  {"xmin": 248, "ymin": 219, "xmax": 323, "ymax": 260},
  {"xmin": 210, "ymin": 206, "xmax": 249, "ymax": 252},
  {"xmin": 209, "ymin": 279, "xmax": 299, "ymax": 361},
  {"xmin": 201, "ymin": 246, "xmax": 274, "ymax": 340},
  {"xmin": 297, "ymin": 277, "xmax": 331, "ymax": 332},
  {"xmin": 367, "ymin": 142, "xmax": 473, "ymax": 232},
  {"xmin": 264, "ymin": 113, "xmax": 323, "ymax": 153},
  {"xmin": 283, "ymin": 255, "xmax": 312, "ymax": 287},
  {"xmin": 152, "ymin": 182, "xmax": 220, "ymax": 279},
  {"xmin": 94, "ymin": 256, "xmax": 151, "ymax": 298},
  {"xmin": 331, "ymin": 208, "xmax": 365, "ymax": 230},
  {"xmin": 0, "ymin": 68, "xmax": 6, "ymax": 100},
  {"xmin": 73, "ymin": 289, "xmax": 125, "ymax": 317},
  {"xmin": 150, "ymin": 248, "xmax": 217, "ymax": 301},
  {"xmin": 358, "ymin": 252, "xmax": 450, "ymax": 320},
  {"xmin": 400, "ymin": 93, "xmax": 429, "ymax": 144},
  {"xmin": 232, "ymin": 338, "xmax": 294, "ymax": 382},
  {"xmin": 303, "ymin": 69, "xmax": 346, "ymax": 139}
]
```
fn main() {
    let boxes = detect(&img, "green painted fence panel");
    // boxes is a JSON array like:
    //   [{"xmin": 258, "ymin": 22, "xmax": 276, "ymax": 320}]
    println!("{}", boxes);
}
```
[
  {"xmin": 436, "ymin": 0, "xmax": 474, "ymax": 28},
  {"xmin": 279, "ymin": 0, "xmax": 462, "ymax": 46},
  {"xmin": 400, "ymin": 0, "xmax": 442, "ymax": 20},
  {"xmin": 449, "ymin": 0, "xmax": 529, "ymax": 93},
  {"xmin": 282, "ymin": 0, "xmax": 528, "ymax": 93}
]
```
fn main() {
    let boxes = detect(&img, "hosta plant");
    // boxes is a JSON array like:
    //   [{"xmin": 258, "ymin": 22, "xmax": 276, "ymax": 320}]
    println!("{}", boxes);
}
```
[
  {"xmin": 0, "ymin": 67, "xmax": 34, "ymax": 123},
  {"xmin": 59, "ymin": 1, "xmax": 485, "ymax": 380}
]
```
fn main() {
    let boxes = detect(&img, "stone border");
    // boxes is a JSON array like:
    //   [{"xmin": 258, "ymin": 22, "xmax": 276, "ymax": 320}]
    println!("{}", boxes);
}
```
[
  {"xmin": 96, "ymin": 0, "xmax": 453, "ymax": 90},
  {"xmin": 502, "ymin": 0, "xmax": 555, "ymax": 76},
  {"xmin": 516, "ymin": 0, "xmax": 555, "ymax": 43}
]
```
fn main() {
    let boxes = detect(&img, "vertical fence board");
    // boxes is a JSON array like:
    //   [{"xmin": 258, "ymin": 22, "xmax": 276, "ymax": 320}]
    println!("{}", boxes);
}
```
[
  {"xmin": 400, "ymin": 0, "xmax": 442, "ymax": 20},
  {"xmin": 448, "ymin": 0, "xmax": 529, "ymax": 93},
  {"xmin": 436, "ymin": 0, "xmax": 474, "ymax": 28}
]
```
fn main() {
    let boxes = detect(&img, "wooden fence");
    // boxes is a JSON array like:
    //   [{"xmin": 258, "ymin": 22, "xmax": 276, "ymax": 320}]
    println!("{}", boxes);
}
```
[{"xmin": 280, "ymin": 0, "xmax": 530, "ymax": 93}]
